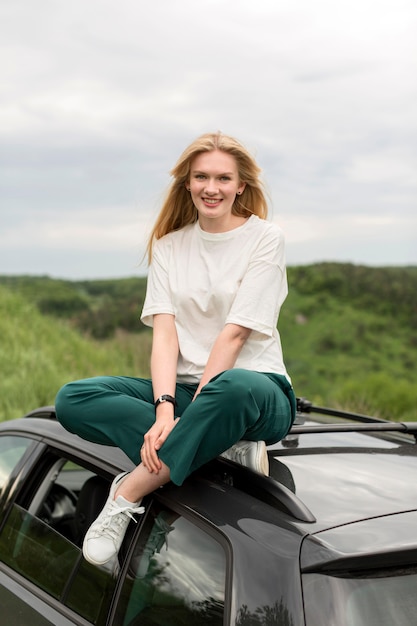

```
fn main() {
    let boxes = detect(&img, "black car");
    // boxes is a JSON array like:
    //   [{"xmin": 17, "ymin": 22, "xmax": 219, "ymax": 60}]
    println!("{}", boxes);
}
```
[{"xmin": 1, "ymin": 400, "xmax": 417, "ymax": 626}]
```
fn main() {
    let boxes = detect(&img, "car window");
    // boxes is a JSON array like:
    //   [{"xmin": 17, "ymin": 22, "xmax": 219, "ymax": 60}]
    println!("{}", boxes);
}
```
[
  {"xmin": 114, "ymin": 502, "xmax": 226, "ymax": 626},
  {"xmin": 0, "ymin": 504, "xmax": 80, "ymax": 598},
  {"xmin": 303, "ymin": 569, "xmax": 417, "ymax": 626},
  {"xmin": 0, "ymin": 457, "xmax": 117, "ymax": 624},
  {"xmin": 1, "ymin": 453, "xmax": 227, "ymax": 625},
  {"xmin": 0, "ymin": 436, "xmax": 33, "ymax": 493}
]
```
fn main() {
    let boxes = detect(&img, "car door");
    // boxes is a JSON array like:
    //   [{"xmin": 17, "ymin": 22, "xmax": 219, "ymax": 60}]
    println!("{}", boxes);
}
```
[
  {"xmin": 110, "ymin": 498, "xmax": 228, "ymax": 626},
  {"xmin": 0, "ymin": 435, "xmax": 229, "ymax": 625},
  {"xmin": 0, "ymin": 438, "xmax": 118, "ymax": 625}
]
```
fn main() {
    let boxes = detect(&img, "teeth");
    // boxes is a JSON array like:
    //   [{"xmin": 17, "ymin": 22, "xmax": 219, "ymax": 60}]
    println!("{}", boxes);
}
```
[{"xmin": 204, "ymin": 199, "xmax": 220, "ymax": 204}]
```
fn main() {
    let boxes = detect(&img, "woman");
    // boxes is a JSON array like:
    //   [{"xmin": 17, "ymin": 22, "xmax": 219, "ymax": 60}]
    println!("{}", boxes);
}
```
[{"xmin": 55, "ymin": 131, "xmax": 296, "ymax": 567}]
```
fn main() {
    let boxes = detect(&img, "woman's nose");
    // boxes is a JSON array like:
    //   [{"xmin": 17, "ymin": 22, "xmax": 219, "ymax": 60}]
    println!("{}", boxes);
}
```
[{"xmin": 204, "ymin": 179, "xmax": 219, "ymax": 194}]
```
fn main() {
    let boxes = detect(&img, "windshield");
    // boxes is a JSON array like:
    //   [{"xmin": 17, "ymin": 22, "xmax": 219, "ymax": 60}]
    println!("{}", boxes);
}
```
[{"xmin": 303, "ymin": 568, "xmax": 417, "ymax": 626}]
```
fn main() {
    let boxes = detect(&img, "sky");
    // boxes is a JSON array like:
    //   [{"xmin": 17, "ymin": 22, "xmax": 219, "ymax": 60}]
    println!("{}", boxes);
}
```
[{"xmin": 1, "ymin": 0, "xmax": 416, "ymax": 279}]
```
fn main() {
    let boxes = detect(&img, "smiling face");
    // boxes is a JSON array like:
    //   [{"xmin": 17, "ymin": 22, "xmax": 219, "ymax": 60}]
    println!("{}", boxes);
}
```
[{"xmin": 188, "ymin": 150, "xmax": 246, "ymax": 232}]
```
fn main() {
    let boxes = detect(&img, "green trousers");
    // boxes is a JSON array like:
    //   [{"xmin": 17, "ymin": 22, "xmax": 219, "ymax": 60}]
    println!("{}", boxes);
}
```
[{"xmin": 55, "ymin": 369, "xmax": 296, "ymax": 485}]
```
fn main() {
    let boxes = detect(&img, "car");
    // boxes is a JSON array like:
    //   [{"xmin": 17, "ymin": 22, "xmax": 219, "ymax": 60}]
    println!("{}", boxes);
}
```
[{"xmin": 1, "ymin": 400, "xmax": 417, "ymax": 626}]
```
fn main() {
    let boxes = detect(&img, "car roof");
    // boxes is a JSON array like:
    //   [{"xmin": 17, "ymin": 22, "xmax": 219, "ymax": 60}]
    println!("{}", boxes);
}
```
[
  {"xmin": 3, "ymin": 402, "xmax": 417, "ymax": 537},
  {"xmin": 269, "ymin": 400, "xmax": 417, "ymax": 530},
  {"xmin": 271, "ymin": 421, "xmax": 417, "ymax": 531}
]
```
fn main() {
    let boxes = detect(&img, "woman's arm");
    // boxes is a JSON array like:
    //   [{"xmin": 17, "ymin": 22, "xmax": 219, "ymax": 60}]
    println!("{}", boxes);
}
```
[
  {"xmin": 151, "ymin": 313, "xmax": 179, "ymax": 403},
  {"xmin": 194, "ymin": 323, "xmax": 252, "ymax": 398},
  {"xmin": 142, "ymin": 313, "xmax": 179, "ymax": 473}
]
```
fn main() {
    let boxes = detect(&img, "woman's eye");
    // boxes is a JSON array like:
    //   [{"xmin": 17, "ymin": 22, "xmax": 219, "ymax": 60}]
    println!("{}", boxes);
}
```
[
  {"xmin": 220, "ymin": 176, "xmax": 231, "ymax": 181},
  {"xmin": 195, "ymin": 174, "xmax": 205, "ymax": 180}
]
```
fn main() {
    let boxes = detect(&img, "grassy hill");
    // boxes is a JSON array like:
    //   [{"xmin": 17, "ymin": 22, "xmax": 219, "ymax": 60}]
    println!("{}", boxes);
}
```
[
  {"xmin": 1, "ymin": 263, "xmax": 416, "ymax": 421},
  {"xmin": 279, "ymin": 264, "xmax": 417, "ymax": 419},
  {"xmin": 0, "ymin": 286, "xmax": 151, "ymax": 420}
]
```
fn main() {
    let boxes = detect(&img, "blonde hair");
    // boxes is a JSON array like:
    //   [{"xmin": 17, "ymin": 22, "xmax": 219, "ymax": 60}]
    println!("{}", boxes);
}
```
[{"xmin": 146, "ymin": 132, "xmax": 269, "ymax": 263}]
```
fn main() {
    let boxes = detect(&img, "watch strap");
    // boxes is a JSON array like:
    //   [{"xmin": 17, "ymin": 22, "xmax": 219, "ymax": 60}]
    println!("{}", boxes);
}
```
[{"xmin": 154, "ymin": 394, "xmax": 177, "ymax": 409}]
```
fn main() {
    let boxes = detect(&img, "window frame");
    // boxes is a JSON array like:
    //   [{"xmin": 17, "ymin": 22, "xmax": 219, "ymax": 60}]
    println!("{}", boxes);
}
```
[
  {"xmin": 109, "ymin": 490, "xmax": 234, "ymax": 626},
  {"xmin": 0, "ymin": 440, "xmax": 119, "ymax": 625},
  {"xmin": 0, "ymin": 567, "xmax": 91, "ymax": 626},
  {"xmin": 0, "ymin": 434, "xmax": 44, "ymax": 526},
  {"xmin": 0, "ymin": 434, "xmax": 235, "ymax": 626}
]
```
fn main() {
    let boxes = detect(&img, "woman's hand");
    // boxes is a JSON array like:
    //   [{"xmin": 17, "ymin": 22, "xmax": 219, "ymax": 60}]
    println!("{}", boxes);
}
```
[{"xmin": 141, "ymin": 412, "xmax": 179, "ymax": 473}]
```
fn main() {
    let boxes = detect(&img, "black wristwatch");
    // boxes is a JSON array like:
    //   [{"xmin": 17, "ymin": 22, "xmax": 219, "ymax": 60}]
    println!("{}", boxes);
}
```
[{"xmin": 154, "ymin": 394, "xmax": 177, "ymax": 409}]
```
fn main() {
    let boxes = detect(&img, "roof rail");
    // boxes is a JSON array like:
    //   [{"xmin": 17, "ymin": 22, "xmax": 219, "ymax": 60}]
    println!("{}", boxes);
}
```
[
  {"xmin": 203, "ymin": 457, "xmax": 316, "ymax": 524},
  {"xmin": 296, "ymin": 397, "xmax": 387, "ymax": 423},
  {"xmin": 24, "ymin": 406, "xmax": 56, "ymax": 419},
  {"xmin": 295, "ymin": 397, "xmax": 417, "ymax": 441},
  {"xmin": 291, "ymin": 421, "xmax": 417, "ymax": 439}
]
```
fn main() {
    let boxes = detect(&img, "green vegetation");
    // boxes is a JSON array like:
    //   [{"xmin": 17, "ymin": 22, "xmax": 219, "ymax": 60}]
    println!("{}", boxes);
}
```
[
  {"xmin": 0, "ymin": 286, "xmax": 151, "ymax": 420},
  {"xmin": 0, "ymin": 275, "xmax": 148, "ymax": 338},
  {"xmin": 1, "ymin": 263, "xmax": 416, "ymax": 422},
  {"xmin": 278, "ymin": 264, "xmax": 417, "ymax": 420}
]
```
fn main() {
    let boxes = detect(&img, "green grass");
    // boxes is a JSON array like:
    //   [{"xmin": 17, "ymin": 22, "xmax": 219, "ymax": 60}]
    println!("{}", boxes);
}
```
[
  {"xmin": 1, "ymin": 263, "xmax": 416, "ymax": 423},
  {"xmin": 279, "ymin": 289, "xmax": 417, "ymax": 420},
  {"xmin": 0, "ymin": 286, "xmax": 151, "ymax": 420}
]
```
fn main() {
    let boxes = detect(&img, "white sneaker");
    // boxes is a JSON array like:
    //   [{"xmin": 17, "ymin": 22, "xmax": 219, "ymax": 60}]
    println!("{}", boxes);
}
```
[
  {"xmin": 83, "ymin": 472, "xmax": 145, "ymax": 566},
  {"xmin": 220, "ymin": 440, "xmax": 269, "ymax": 476}
]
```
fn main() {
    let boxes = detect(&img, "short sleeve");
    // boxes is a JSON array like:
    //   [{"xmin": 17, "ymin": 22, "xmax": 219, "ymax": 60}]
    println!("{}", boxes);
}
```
[
  {"xmin": 226, "ymin": 226, "xmax": 288, "ymax": 336},
  {"xmin": 140, "ymin": 239, "xmax": 175, "ymax": 328}
]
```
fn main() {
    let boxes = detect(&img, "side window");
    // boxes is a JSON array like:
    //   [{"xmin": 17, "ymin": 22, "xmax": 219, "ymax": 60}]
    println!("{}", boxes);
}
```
[
  {"xmin": 0, "ymin": 436, "xmax": 33, "ymax": 493},
  {"xmin": 114, "ymin": 503, "xmax": 226, "ymax": 626},
  {"xmin": 0, "ymin": 456, "xmax": 117, "ymax": 625}
]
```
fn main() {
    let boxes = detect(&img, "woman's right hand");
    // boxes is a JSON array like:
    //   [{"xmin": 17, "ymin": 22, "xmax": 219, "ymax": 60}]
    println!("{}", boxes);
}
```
[{"xmin": 141, "ymin": 412, "xmax": 180, "ymax": 473}]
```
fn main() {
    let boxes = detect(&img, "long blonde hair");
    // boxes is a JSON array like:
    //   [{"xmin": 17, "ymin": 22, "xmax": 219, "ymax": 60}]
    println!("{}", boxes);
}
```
[{"xmin": 146, "ymin": 132, "xmax": 269, "ymax": 262}]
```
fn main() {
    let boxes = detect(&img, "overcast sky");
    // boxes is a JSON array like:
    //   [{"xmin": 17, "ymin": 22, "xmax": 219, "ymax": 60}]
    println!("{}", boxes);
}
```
[{"xmin": 1, "ymin": 0, "xmax": 416, "ymax": 279}]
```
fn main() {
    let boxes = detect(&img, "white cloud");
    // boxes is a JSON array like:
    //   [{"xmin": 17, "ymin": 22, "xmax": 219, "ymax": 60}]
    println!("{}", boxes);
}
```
[
  {"xmin": 347, "ymin": 152, "xmax": 417, "ymax": 187},
  {"xmin": 1, "ymin": 206, "xmax": 148, "ymax": 249},
  {"xmin": 1, "ymin": 0, "xmax": 416, "ymax": 278}
]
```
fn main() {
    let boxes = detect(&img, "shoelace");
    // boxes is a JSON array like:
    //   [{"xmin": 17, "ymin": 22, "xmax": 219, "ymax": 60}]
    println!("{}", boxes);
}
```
[
  {"xmin": 90, "ymin": 500, "xmax": 145, "ymax": 541},
  {"xmin": 108, "ymin": 501, "xmax": 145, "ymax": 521}
]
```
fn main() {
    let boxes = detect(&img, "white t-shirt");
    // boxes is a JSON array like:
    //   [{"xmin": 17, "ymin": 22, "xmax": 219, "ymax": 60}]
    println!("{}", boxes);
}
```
[{"xmin": 141, "ymin": 215, "xmax": 290, "ymax": 384}]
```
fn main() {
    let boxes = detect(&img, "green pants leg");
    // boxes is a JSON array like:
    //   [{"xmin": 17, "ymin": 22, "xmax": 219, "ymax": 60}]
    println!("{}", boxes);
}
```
[
  {"xmin": 55, "ymin": 376, "xmax": 197, "ymax": 463},
  {"xmin": 55, "ymin": 369, "xmax": 295, "ymax": 486},
  {"xmin": 159, "ymin": 369, "xmax": 295, "ymax": 484}
]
